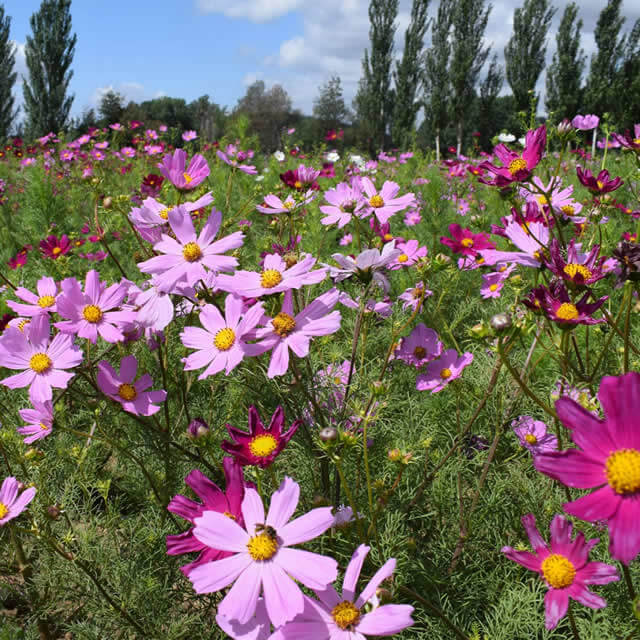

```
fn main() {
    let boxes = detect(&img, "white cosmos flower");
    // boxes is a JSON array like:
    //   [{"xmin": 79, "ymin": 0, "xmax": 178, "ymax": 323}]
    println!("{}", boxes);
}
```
[{"xmin": 497, "ymin": 133, "xmax": 516, "ymax": 143}]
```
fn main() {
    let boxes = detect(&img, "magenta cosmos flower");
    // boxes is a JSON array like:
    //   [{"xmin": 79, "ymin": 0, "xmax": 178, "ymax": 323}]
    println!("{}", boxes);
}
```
[
  {"xmin": 0, "ymin": 477, "xmax": 36, "ymax": 526},
  {"xmin": 360, "ymin": 177, "xmax": 416, "ymax": 224},
  {"xmin": 531, "ymin": 281, "xmax": 607, "ymax": 327},
  {"xmin": 217, "ymin": 150, "xmax": 258, "ymax": 174},
  {"xmin": 544, "ymin": 239, "xmax": 609, "ymax": 287},
  {"xmin": 613, "ymin": 124, "xmax": 640, "ymax": 151},
  {"xmin": 97, "ymin": 355, "xmax": 167, "ymax": 416},
  {"xmin": 512, "ymin": 415, "xmax": 557, "ymax": 455},
  {"xmin": 0, "ymin": 315, "xmax": 83, "ymax": 403},
  {"xmin": 217, "ymin": 253, "xmax": 326, "ymax": 299},
  {"xmin": 188, "ymin": 476, "xmax": 337, "ymax": 627},
  {"xmin": 180, "ymin": 296, "xmax": 265, "ymax": 378},
  {"xmin": 502, "ymin": 514, "xmax": 618, "ymax": 629},
  {"xmin": 55, "ymin": 270, "xmax": 133, "ymax": 344},
  {"xmin": 40, "ymin": 234, "xmax": 71, "ymax": 259},
  {"xmin": 576, "ymin": 166, "xmax": 623, "ymax": 195},
  {"xmin": 254, "ymin": 289, "xmax": 341, "ymax": 378},
  {"xmin": 535, "ymin": 372, "xmax": 640, "ymax": 565},
  {"xmin": 222, "ymin": 405, "xmax": 301, "ymax": 468},
  {"xmin": 7, "ymin": 276, "xmax": 58, "ymax": 316},
  {"xmin": 271, "ymin": 543, "xmax": 414, "ymax": 639},
  {"xmin": 157, "ymin": 149, "xmax": 209, "ymax": 191},
  {"xmin": 18, "ymin": 399, "xmax": 53, "ymax": 443},
  {"xmin": 416, "ymin": 349, "xmax": 473, "ymax": 393},
  {"xmin": 138, "ymin": 207, "xmax": 244, "ymax": 293},
  {"xmin": 440, "ymin": 223, "xmax": 495, "ymax": 258},
  {"xmin": 167, "ymin": 458, "xmax": 247, "ymax": 576}
]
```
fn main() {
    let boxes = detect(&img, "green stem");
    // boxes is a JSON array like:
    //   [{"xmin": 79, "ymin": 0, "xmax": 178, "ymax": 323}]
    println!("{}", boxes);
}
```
[
  {"xmin": 623, "ymin": 283, "xmax": 633, "ymax": 374},
  {"xmin": 567, "ymin": 602, "xmax": 582, "ymax": 640},
  {"xmin": 333, "ymin": 458, "xmax": 366, "ymax": 543},
  {"xmin": 622, "ymin": 564, "xmax": 636, "ymax": 601}
]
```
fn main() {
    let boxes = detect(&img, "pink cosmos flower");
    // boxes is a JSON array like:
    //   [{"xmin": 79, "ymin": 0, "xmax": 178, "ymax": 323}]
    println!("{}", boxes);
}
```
[
  {"xmin": 222, "ymin": 406, "xmax": 301, "ymax": 468},
  {"xmin": 360, "ymin": 177, "xmax": 416, "ymax": 224},
  {"xmin": 502, "ymin": 514, "xmax": 618, "ymax": 629},
  {"xmin": 40, "ymin": 234, "xmax": 71, "ymax": 259},
  {"xmin": 216, "ymin": 253, "xmax": 326, "ymax": 299},
  {"xmin": 180, "ymin": 296, "xmax": 265, "ymax": 378},
  {"xmin": 270, "ymin": 544, "xmax": 414, "ymax": 639},
  {"xmin": 612, "ymin": 124, "xmax": 640, "ymax": 151},
  {"xmin": 137, "ymin": 207, "xmax": 243, "ymax": 293},
  {"xmin": 158, "ymin": 149, "xmax": 209, "ymax": 191},
  {"xmin": 188, "ymin": 477, "xmax": 337, "ymax": 627},
  {"xmin": 416, "ymin": 349, "xmax": 473, "ymax": 393},
  {"xmin": 512, "ymin": 416, "xmax": 557, "ymax": 455},
  {"xmin": 0, "ymin": 315, "xmax": 83, "ymax": 403},
  {"xmin": 398, "ymin": 282, "xmax": 432, "ymax": 311},
  {"xmin": 255, "ymin": 194, "xmax": 299, "ymax": 215},
  {"xmin": 327, "ymin": 242, "xmax": 401, "ymax": 293},
  {"xmin": 0, "ymin": 477, "xmax": 36, "ymax": 526},
  {"xmin": 128, "ymin": 193, "xmax": 214, "ymax": 236},
  {"xmin": 535, "ymin": 372, "xmax": 640, "ymax": 565},
  {"xmin": 17, "ymin": 399, "xmax": 53, "ymax": 443},
  {"xmin": 395, "ymin": 323, "xmax": 442, "ymax": 367},
  {"xmin": 572, "ymin": 114, "xmax": 599, "ymax": 131},
  {"xmin": 217, "ymin": 150, "xmax": 257, "ymax": 174},
  {"xmin": 339, "ymin": 234, "xmax": 353, "ymax": 246},
  {"xmin": 480, "ymin": 269, "xmax": 510, "ymax": 299},
  {"xmin": 527, "ymin": 281, "xmax": 607, "ymax": 326},
  {"xmin": 167, "ymin": 458, "xmax": 247, "ymax": 576},
  {"xmin": 254, "ymin": 289, "xmax": 341, "ymax": 378},
  {"xmin": 7, "ymin": 276, "xmax": 58, "ymax": 316},
  {"xmin": 544, "ymin": 239, "xmax": 609, "ymax": 287},
  {"xmin": 182, "ymin": 130, "xmax": 198, "ymax": 142},
  {"xmin": 338, "ymin": 292, "xmax": 393, "ymax": 318},
  {"xmin": 480, "ymin": 220, "xmax": 549, "ymax": 268},
  {"xmin": 404, "ymin": 209, "xmax": 422, "ymax": 226},
  {"xmin": 97, "ymin": 355, "xmax": 167, "ymax": 416},
  {"xmin": 319, "ymin": 182, "xmax": 366, "ymax": 228},
  {"xmin": 55, "ymin": 271, "xmax": 133, "ymax": 344},
  {"xmin": 388, "ymin": 239, "xmax": 427, "ymax": 270}
]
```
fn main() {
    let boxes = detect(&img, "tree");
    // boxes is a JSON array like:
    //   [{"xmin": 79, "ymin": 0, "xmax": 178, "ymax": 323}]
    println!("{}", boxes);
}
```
[
  {"xmin": 545, "ymin": 2, "xmax": 585, "ymax": 121},
  {"xmin": 613, "ymin": 17, "xmax": 640, "ymax": 127},
  {"xmin": 450, "ymin": 0, "xmax": 491, "ymax": 154},
  {"xmin": 22, "ymin": 0, "xmax": 76, "ymax": 137},
  {"xmin": 188, "ymin": 95, "xmax": 228, "ymax": 141},
  {"xmin": 504, "ymin": 0, "xmax": 555, "ymax": 115},
  {"xmin": 357, "ymin": 0, "xmax": 399, "ymax": 152},
  {"xmin": 584, "ymin": 0, "xmax": 627, "ymax": 118},
  {"xmin": 392, "ymin": 0, "xmax": 430, "ymax": 148},
  {"xmin": 98, "ymin": 89, "xmax": 124, "ymax": 125},
  {"xmin": 0, "ymin": 4, "xmax": 17, "ymax": 140},
  {"xmin": 313, "ymin": 75, "xmax": 349, "ymax": 134},
  {"xmin": 477, "ymin": 53, "xmax": 504, "ymax": 148},
  {"xmin": 423, "ymin": 0, "xmax": 454, "ymax": 161}
]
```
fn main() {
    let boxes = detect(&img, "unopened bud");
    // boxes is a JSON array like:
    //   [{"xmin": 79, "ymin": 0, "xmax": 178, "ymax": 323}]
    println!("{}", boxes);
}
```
[
  {"xmin": 319, "ymin": 427, "xmax": 338, "ymax": 443},
  {"xmin": 490, "ymin": 312, "xmax": 513, "ymax": 333},
  {"xmin": 102, "ymin": 196, "xmax": 113, "ymax": 209},
  {"xmin": 388, "ymin": 448, "xmax": 402, "ymax": 462},
  {"xmin": 47, "ymin": 505, "xmax": 62, "ymax": 520},
  {"xmin": 435, "ymin": 252, "xmax": 451, "ymax": 265},
  {"xmin": 557, "ymin": 119, "xmax": 573, "ymax": 135},
  {"xmin": 187, "ymin": 417, "xmax": 209, "ymax": 439}
]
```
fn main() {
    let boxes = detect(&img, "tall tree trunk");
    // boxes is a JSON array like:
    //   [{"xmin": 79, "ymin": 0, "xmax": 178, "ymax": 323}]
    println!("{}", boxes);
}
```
[
  {"xmin": 456, "ymin": 120, "xmax": 463, "ymax": 156},
  {"xmin": 435, "ymin": 128, "xmax": 441, "ymax": 163}
]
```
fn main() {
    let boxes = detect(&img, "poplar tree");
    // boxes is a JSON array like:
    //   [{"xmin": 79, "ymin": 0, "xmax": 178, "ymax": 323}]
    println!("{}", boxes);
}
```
[
  {"xmin": 423, "ymin": 0, "xmax": 454, "ymax": 161},
  {"xmin": 504, "ymin": 0, "xmax": 556, "ymax": 114},
  {"xmin": 0, "ymin": 3, "xmax": 17, "ymax": 140},
  {"xmin": 357, "ymin": 0, "xmax": 399, "ymax": 151},
  {"xmin": 22, "ymin": 0, "xmax": 77, "ymax": 137},
  {"xmin": 614, "ymin": 18, "xmax": 640, "ymax": 126},
  {"xmin": 313, "ymin": 75, "xmax": 349, "ymax": 132},
  {"xmin": 477, "ymin": 53, "xmax": 504, "ymax": 148},
  {"xmin": 391, "ymin": 0, "xmax": 430, "ymax": 148},
  {"xmin": 545, "ymin": 2, "xmax": 585, "ymax": 120},
  {"xmin": 450, "ymin": 0, "xmax": 491, "ymax": 154},
  {"xmin": 584, "ymin": 0, "xmax": 627, "ymax": 118}
]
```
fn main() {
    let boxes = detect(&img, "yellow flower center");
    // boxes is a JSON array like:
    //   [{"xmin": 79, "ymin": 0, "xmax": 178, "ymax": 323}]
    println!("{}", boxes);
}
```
[
  {"xmin": 82, "ymin": 304, "xmax": 103, "ymax": 323},
  {"xmin": 596, "ymin": 180, "xmax": 604, "ymax": 190},
  {"xmin": 461, "ymin": 238, "xmax": 474, "ymax": 249},
  {"xmin": 272, "ymin": 312, "xmax": 296, "ymax": 337},
  {"xmin": 634, "ymin": 138, "xmax": 640, "ymax": 145},
  {"xmin": 508, "ymin": 158, "xmax": 527, "ymax": 175},
  {"xmin": 537, "ymin": 195, "xmax": 548, "ymax": 205},
  {"xmin": 293, "ymin": 180, "xmax": 303, "ymax": 189},
  {"xmin": 40, "ymin": 422, "xmax": 48, "ymax": 430},
  {"xmin": 260, "ymin": 269, "xmax": 283, "ymax": 289},
  {"xmin": 541, "ymin": 554, "xmax": 576, "ymax": 589},
  {"xmin": 606, "ymin": 449, "xmax": 640, "ymax": 494},
  {"xmin": 563, "ymin": 264, "xmax": 592, "ymax": 281},
  {"xmin": 283, "ymin": 199, "xmax": 295, "ymax": 210},
  {"xmin": 52, "ymin": 247, "xmax": 62, "ymax": 255},
  {"xmin": 440, "ymin": 368, "xmax": 452, "ymax": 379},
  {"xmin": 223, "ymin": 511, "xmax": 237, "ymax": 520},
  {"xmin": 489, "ymin": 283, "xmax": 499, "ymax": 292},
  {"xmin": 182, "ymin": 242, "xmax": 202, "ymax": 262},
  {"xmin": 413, "ymin": 346, "xmax": 426, "ymax": 359},
  {"xmin": 183, "ymin": 172, "xmax": 193, "ymax": 184},
  {"xmin": 214, "ymin": 328, "xmax": 236, "ymax": 351},
  {"xmin": 412, "ymin": 287, "xmax": 423, "ymax": 299},
  {"xmin": 30, "ymin": 353, "xmax": 52, "ymax": 373},
  {"xmin": 37, "ymin": 295, "xmax": 55, "ymax": 308},
  {"xmin": 524, "ymin": 433, "xmax": 538, "ymax": 445},
  {"xmin": 249, "ymin": 433, "xmax": 279, "ymax": 458},
  {"xmin": 397, "ymin": 254, "xmax": 409, "ymax": 263},
  {"xmin": 383, "ymin": 233, "xmax": 394, "ymax": 242},
  {"xmin": 369, "ymin": 195, "xmax": 384, "ymax": 208},
  {"xmin": 556, "ymin": 303, "xmax": 579, "ymax": 321},
  {"xmin": 561, "ymin": 205, "xmax": 575, "ymax": 217},
  {"xmin": 17, "ymin": 319, "xmax": 30, "ymax": 332},
  {"xmin": 0, "ymin": 502, "xmax": 8, "ymax": 519},
  {"xmin": 159, "ymin": 208, "xmax": 170, "ymax": 220},
  {"xmin": 118, "ymin": 383, "xmax": 137, "ymax": 401},
  {"xmin": 331, "ymin": 601, "xmax": 361, "ymax": 630},
  {"xmin": 247, "ymin": 532, "xmax": 278, "ymax": 561}
]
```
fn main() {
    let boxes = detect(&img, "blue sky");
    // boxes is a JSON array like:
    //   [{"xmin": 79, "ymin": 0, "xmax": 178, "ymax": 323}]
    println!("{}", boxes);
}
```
[{"xmin": 7, "ymin": 0, "xmax": 640, "ymax": 120}]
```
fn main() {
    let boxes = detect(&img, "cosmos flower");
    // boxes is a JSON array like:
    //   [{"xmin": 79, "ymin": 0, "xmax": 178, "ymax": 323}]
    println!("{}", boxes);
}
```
[
  {"xmin": 416, "ymin": 349, "xmax": 473, "ymax": 393},
  {"xmin": 360, "ymin": 177, "xmax": 416, "ymax": 224},
  {"xmin": 167, "ymin": 458, "xmax": 247, "ymax": 576},
  {"xmin": 479, "ymin": 220, "xmax": 549, "ymax": 268},
  {"xmin": 319, "ymin": 181, "xmax": 366, "ymax": 228},
  {"xmin": 535, "ymin": 372, "xmax": 640, "ymax": 565},
  {"xmin": 612, "ymin": 124, "xmax": 640, "ymax": 151},
  {"xmin": 217, "ymin": 150, "xmax": 257, "ymax": 174},
  {"xmin": 395, "ymin": 323, "xmax": 442, "ymax": 368},
  {"xmin": 388, "ymin": 239, "xmax": 427, "ymax": 270},
  {"xmin": 279, "ymin": 165, "xmax": 320, "ymax": 191},
  {"xmin": 0, "ymin": 477, "xmax": 36, "ymax": 527},
  {"xmin": 180, "ymin": 296, "xmax": 265, "ymax": 378},
  {"xmin": 7, "ymin": 276, "xmax": 58, "ymax": 317},
  {"xmin": 571, "ymin": 114, "xmax": 600, "ymax": 131},
  {"xmin": 511, "ymin": 416, "xmax": 557, "ymax": 455},
  {"xmin": 270, "ymin": 544, "xmax": 414, "ymax": 639},
  {"xmin": 182, "ymin": 130, "xmax": 198, "ymax": 142},
  {"xmin": 398, "ymin": 282, "xmax": 432, "ymax": 311},
  {"xmin": 256, "ymin": 191, "xmax": 315, "ymax": 215},
  {"xmin": 129, "ymin": 193, "xmax": 214, "ymax": 233},
  {"xmin": 440, "ymin": 224, "xmax": 495, "ymax": 258},
  {"xmin": 0, "ymin": 315, "xmax": 83, "ymax": 403},
  {"xmin": 502, "ymin": 514, "xmax": 618, "ymax": 629},
  {"xmin": 576, "ymin": 166, "xmax": 623, "ymax": 195},
  {"xmin": 97, "ymin": 355, "xmax": 167, "ymax": 416},
  {"xmin": 530, "ymin": 281, "xmax": 607, "ymax": 327},
  {"xmin": 40, "ymin": 234, "xmax": 71, "ymax": 259},
  {"xmin": 188, "ymin": 477, "xmax": 337, "ymax": 627},
  {"xmin": 158, "ymin": 149, "xmax": 210, "ymax": 191},
  {"xmin": 327, "ymin": 242, "xmax": 401, "ymax": 293},
  {"xmin": 222, "ymin": 406, "xmax": 301, "ymax": 468},
  {"xmin": 544, "ymin": 239, "xmax": 609, "ymax": 287},
  {"xmin": 17, "ymin": 399, "xmax": 54, "ymax": 444}
]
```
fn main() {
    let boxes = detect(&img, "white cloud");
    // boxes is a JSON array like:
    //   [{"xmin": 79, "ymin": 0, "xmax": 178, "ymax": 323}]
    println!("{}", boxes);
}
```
[
  {"xmin": 243, "ymin": 72, "xmax": 265, "ymax": 86},
  {"xmin": 89, "ymin": 82, "xmax": 163, "ymax": 109},
  {"xmin": 196, "ymin": 0, "xmax": 302, "ymax": 22}
]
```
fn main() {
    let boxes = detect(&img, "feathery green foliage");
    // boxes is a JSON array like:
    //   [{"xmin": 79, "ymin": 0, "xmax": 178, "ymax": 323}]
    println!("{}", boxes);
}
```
[{"xmin": 0, "ymin": 3, "xmax": 17, "ymax": 140}]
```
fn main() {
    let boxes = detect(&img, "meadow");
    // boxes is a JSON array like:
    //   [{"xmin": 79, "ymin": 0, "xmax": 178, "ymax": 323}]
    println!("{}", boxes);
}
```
[{"xmin": 0, "ymin": 120, "xmax": 639, "ymax": 640}]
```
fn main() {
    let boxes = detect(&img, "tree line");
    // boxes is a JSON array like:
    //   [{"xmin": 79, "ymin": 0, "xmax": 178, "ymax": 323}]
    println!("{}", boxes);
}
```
[{"xmin": 0, "ymin": 0, "xmax": 639, "ymax": 154}]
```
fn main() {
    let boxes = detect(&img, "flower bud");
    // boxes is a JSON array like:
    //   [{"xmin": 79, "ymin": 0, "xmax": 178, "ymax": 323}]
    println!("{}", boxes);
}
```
[
  {"xmin": 187, "ymin": 417, "xmax": 209, "ymax": 439},
  {"xmin": 102, "ymin": 196, "xmax": 113, "ymax": 209},
  {"xmin": 388, "ymin": 448, "xmax": 402, "ymax": 462},
  {"xmin": 319, "ymin": 427, "xmax": 338, "ymax": 443},
  {"xmin": 490, "ymin": 312, "xmax": 513, "ymax": 333},
  {"xmin": 47, "ymin": 505, "xmax": 62, "ymax": 520},
  {"xmin": 557, "ymin": 119, "xmax": 573, "ymax": 135}
]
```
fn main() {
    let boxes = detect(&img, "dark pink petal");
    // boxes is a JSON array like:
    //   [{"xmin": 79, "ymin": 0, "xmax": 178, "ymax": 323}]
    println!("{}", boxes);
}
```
[
  {"xmin": 567, "ymin": 583, "xmax": 606, "ymax": 609},
  {"xmin": 607, "ymin": 495, "xmax": 640, "ymax": 565},
  {"xmin": 598, "ymin": 373, "xmax": 640, "ymax": 448},
  {"xmin": 501, "ymin": 547, "xmax": 542, "ymax": 573},
  {"xmin": 166, "ymin": 530, "xmax": 202, "ymax": 555},
  {"xmin": 544, "ymin": 588, "xmax": 569, "ymax": 630},
  {"xmin": 166, "ymin": 494, "xmax": 201, "ymax": 522},
  {"xmin": 563, "ymin": 485, "xmax": 620, "ymax": 523},
  {"xmin": 555, "ymin": 397, "xmax": 614, "ymax": 455},
  {"xmin": 576, "ymin": 562, "xmax": 619, "ymax": 585},
  {"xmin": 521, "ymin": 514, "xmax": 548, "ymax": 554},
  {"xmin": 185, "ymin": 469, "xmax": 226, "ymax": 510},
  {"xmin": 534, "ymin": 449, "xmax": 606, "ymax": 489}
]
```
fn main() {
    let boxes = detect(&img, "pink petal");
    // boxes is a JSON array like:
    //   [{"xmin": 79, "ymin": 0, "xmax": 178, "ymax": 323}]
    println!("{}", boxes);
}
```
[
  {"xmin": 598, "ymin": 373, "xmax": 640, "ymax": 448},
  {"xmin": 567, "ymin": 584, "xmax": 607, "ymax": 610},
  {"xmin": 262, "ymin": 562, "xmax": 304, "ymax": 627},
  {"xmin": 607, "ymin": 495, "xmax": 640, "ymax": 565},
  {"xmin": 534, "ymin": 449, "xmax": 606, "ymax": 489},
  {"xmin": 341, "ymin": 544, "xmax": 369, "ymax": 602},
  {"xmin": 577, "ymin": 562, "xmax": 619, "ymax": 585},
  {"xmin": 356, "ymin": 558, "xmax": 396, "ymax": 608},
  {"xmin": 277, "ymin": 548, "xmax": 338, "ymax": 591},
  {"xmin": 544, "ymin": 588, "xmax": 569, "ymax": 630},
  {"xmin": 563, "ymin": 485, "xmax": 620, "ymax": 523},
  {"xmin": 266, "ymin": 477, "xmax": 299, "ymax": 529},
  {"xmin": 357, "ymin": 604, "xmax": 415, "ymax": 635},
  {"xmin": 193, "ymin": 510, "xmax": 249, "ymax": 552},
  {"xmin": 188, "ymin": 552, "xmax": 252, "ymax": 594},
  {"xmin": 278, "ymin": 507, "xmax": 334, "ymax": 546},
  {"xmin": 242, "ymin": 488, "xmax": 266, "ymax": 534},
  {"xmin": 218, "ymin": 563, "xmax": 263, "ymax": 624},
  {"xmin": 501, "ymin": 548, "xmax": 542, "ymax": 573}
]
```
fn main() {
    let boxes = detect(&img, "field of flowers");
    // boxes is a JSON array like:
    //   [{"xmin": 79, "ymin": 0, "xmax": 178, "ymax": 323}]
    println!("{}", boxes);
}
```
[{"xmin": 1, "ymin": 119, "xmax": 640, "ymax": 639}]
